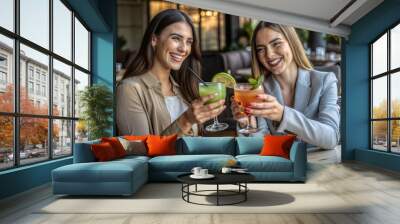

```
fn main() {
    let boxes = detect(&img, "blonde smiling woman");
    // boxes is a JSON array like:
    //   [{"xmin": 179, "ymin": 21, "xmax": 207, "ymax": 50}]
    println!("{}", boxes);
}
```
[{"xmin": 231, "ymin": 21, "xmax": 340, "ymax": 149}]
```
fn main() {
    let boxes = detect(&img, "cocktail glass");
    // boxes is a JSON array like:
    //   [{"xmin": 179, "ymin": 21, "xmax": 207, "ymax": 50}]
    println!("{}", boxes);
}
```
[
  {"xmin": 234, "ymin": 83, "xmax": 264, "ymax": 134},
  {"xmin": 199, "ymin": 82, "xmax": 228, "ymax": 132}
]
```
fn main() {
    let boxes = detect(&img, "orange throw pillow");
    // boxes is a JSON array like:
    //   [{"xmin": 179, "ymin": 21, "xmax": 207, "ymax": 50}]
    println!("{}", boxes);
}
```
[
  {"xmin": 91, "ymin": 142, "xmax": 117, "ymax": 161},
  {"xmin": 260, "ymin": 135, "xmax": 296, "ymax": 159},
  {"xmin": 101, "ymin": 137, "xmax": 126, "ymax": 158},
  {"xmin": 146, "ymin": 134, "xmax": 177, "ymax": 157}
]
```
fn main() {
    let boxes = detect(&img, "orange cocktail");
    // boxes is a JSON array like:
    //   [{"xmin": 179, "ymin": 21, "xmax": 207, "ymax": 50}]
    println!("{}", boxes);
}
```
[
  {"xmin": 234, "ymin": 84, "xmax": 264, "ymax": 114},
  {"xmin": 234, "ymin": 83, "xmax": 264, "ymax": 134}
]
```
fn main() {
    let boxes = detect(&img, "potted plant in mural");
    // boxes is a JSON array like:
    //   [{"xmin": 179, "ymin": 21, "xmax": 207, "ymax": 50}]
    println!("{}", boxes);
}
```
[
  {"xmin": 79, "ymin": 84, "xmax": 113, "ymax": 140},
  {"xmin": 296, "ymin": 28, "xmax": 309, "ymax": 49},
  {"xmin": 325, "ymin": 34, "xmax": 341, "ymax": 53}
]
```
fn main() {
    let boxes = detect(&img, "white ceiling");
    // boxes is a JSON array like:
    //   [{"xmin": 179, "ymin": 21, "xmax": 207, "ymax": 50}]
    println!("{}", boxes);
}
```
[
  {"xmin": 168, "ymin": 0, "xmax": 384, "ymax": 37},
  {"xmin": 226, "ymin": 0, "xmax": 352, "ymax": 22}
]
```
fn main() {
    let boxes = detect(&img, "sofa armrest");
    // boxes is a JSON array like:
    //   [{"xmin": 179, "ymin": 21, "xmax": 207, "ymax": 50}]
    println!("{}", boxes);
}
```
[
  {"xmin": 73, "ymin": 141, "xmax": 99, "ymax": 163},
  {"xmin": 289, "ymin": 141, "xmax": 307, "ymax": 181}
]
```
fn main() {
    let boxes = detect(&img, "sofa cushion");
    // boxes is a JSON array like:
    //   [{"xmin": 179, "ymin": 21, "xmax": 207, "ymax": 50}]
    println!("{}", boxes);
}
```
[
  {"xmin": 260, "ymin": 135, "xmax": 296, "ymax": 159},
  {"xmin": 236, "ymin": 155, "xmax": 293, "ymax": 172},
  {"xmin": 148, "ymin": 154, "xmax": 235, "ymax": 172},
  {"xmin": 147, "ymin": 134, "xmax": 177, "ymax": 157},
  {"xmin": 236, "ymin": 137, "xmax": 263, "ymax": 155},
  {"xmin": 91, "ymin": 142, "xmax": 118, "ymax": 161},
  {"xmin": 115, "ymin": 155, "xmax": 150, "ymax": 163},
  {"xmin": 101, "ymin": 137, "xmax": 127, "ymax": 158},
  {"xmin": 177, "ymin": 137, "xmax": 235, "ymax": 155},
  {"xmin": 118, "ymin": 137, "xmax": 147, "ymax": 156},
  {"xmin": 53, "ymin": 158, "xmax": 147, "ymax": 183},
  {"xmin": 73, "ymin": 140, "xmax": 101, "ymax": 163}
]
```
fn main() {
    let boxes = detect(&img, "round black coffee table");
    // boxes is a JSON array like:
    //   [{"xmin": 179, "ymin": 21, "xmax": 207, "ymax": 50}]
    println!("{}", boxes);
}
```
[{"xmin": 177, "ymin": 173, "xmax": 255, "ymax": 206}]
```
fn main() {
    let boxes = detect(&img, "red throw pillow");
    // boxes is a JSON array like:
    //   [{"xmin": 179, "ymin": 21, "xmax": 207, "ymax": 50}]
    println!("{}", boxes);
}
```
[
  {"xmin": 260, "ymin": 135, "xmax": 296, "ymax": 159},
  {"xmin": 146, "ymin": 134, "xmax": 177, "ymax": 157},
  {"xmin": 91, "ymin": 142, "xmax": 118, "ymax": 161},
  {"xmin": 101, "ymin": 137, "xmax": 126, "ymax": 158}
]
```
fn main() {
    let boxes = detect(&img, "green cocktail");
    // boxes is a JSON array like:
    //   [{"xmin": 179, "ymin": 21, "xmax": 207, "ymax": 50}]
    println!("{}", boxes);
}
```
[
  {"xmin": 199, "ymin": 82, "xmax": 226, "ymax": 104},
  {"xmin": 198, "ymin": 82, "xmax": 228, "ymax": 132}
]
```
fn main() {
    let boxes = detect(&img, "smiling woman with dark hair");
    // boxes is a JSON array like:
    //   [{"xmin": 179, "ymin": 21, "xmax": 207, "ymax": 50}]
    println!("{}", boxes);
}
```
[{"xmin": 117, "ymin": 9, "xmax": 225, "ymax": 136}]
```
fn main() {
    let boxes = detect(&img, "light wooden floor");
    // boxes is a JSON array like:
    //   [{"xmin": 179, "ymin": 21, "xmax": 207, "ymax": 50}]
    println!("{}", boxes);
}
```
[{"xmin": 1, "ymin": 146, "xmax": 400, "ymax": 224}]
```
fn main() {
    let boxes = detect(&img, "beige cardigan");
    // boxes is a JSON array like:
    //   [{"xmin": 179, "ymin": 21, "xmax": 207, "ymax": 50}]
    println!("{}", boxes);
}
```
[{"xmin": 116, "ymin": 71, "xmax": 197, "ymax": 136}]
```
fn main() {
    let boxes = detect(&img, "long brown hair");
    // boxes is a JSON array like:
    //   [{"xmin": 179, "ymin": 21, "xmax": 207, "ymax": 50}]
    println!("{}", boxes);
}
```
[
  {"xmin": 122, "ymin": 9, "xmax": 201, "ymax": 102},
  {"xmin": 251, "ymin": 21, "xmax": 312, "ymax": 78}
]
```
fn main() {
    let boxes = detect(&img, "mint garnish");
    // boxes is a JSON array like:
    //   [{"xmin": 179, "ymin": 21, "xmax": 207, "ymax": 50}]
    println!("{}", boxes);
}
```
[
  {"xmin": 248, "ymin": 75, "xmax": 264, "ymax": 90},
  {"xmin": 248, "ymin": 78, "xmax": 257, "ymax": 85}
]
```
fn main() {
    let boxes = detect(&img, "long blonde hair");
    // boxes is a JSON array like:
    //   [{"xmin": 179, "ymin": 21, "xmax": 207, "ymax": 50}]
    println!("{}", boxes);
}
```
[{"xmin": 251, "ymin": 22, "xmax": 312, "ymax": 78}]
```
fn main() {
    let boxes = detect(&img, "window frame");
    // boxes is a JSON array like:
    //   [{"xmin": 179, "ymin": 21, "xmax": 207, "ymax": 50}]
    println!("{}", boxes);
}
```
[
  {"xmin": 370, "ymin": 20, "xmax": 400, "ymax": 154},
  {"xmin": 0, "ymin": 0, "xmax": 92, "ymax": 171},
  {"xmin": 0, "ymin": 53, "xmax": 7, "ymax": 86}
]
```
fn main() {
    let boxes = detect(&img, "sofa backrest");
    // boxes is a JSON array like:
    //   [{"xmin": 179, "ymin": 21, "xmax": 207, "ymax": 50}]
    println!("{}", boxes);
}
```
[
  {"xmin": 176, "ymin": 137, "xmax": 236, "ymax": 155},
  {"xmin": 73, "ymin": 140, "xmax": 100, "ymax": 163},
  {"xmin": 73, "ymin": 137, "xmax": 237, "ymax": 162},
  {"xmin": 76, "ymin": 136, "xmax": 291, "ymax": 162},
  {"xmin": 235, "ymin": 137, "xmax": 264, "ymax": 155}
]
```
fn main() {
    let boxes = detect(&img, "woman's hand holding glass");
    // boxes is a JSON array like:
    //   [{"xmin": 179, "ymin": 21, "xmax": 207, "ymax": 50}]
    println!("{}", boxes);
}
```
[
  {"xmin": 231, "ymin": 93, "xmax": 284, "ymax": 132},
  {"xmin": 246, "ymin": 94, "xmax": 284, "ymax": 122},
  {"xmin": 184, "ymin": 93, "xmax": 226, "ymax": 125},
  {"xmin": 231, "ymin": 96, "xmax": 250, "ymax": 126}
]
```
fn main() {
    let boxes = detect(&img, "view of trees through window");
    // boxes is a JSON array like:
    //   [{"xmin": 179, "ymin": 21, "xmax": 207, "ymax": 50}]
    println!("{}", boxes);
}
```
[
  {"xmin": 0, "ymin": 0, "xmax": 90, "ymax": 170},
  {"xmin": 371, "ymin": 23, "xmax": 400, "ymax": 153}
]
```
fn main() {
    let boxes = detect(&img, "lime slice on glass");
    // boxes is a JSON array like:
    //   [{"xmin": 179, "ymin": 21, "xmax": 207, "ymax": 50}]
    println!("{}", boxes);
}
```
[{"xmin": 211, "ymin": 72, "xmax": 236, "ymax": 88}]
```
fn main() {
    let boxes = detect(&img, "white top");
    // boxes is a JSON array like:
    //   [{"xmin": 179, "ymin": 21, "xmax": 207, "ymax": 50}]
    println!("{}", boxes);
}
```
[{"xmin": 164, "ymin": 96, "xmax": 188, "ymax": 123}]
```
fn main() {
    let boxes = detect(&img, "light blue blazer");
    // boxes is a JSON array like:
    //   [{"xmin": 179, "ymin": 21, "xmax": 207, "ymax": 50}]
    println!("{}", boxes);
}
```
[{"xmin": 251, "ymin": 68, "xmax": 340, "ymax": 149}]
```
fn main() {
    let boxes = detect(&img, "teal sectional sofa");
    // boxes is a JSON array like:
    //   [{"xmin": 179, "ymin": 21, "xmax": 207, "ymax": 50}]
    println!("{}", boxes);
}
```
[{"xmin": 52, "ymin": 137, "xmax": 307, "ymax": 196}]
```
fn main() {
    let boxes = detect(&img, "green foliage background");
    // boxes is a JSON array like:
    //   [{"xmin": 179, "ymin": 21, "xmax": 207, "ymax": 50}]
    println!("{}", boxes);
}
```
[{"xmin": 79, "ymin": 84, "xmax": 113, "ymax": 140}]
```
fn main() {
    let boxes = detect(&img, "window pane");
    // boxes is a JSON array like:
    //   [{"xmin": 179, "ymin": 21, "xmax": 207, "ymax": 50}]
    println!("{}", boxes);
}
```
[
  {"xmin": 391, "ymin": 72, "xmax": 400, "ymax": 118},
  {"xmin": 53, "ymin": 59, "xmax": 72, "ymax": 117},
  {"xmin": 372, "ymin": 121, "xmax": 388, "ymax": 151},
  {"xmin": 20, "ymin": 44, "xmax": 49, "ymax": 115},
  {"xmin": 391, "ymin": 24, "xmax": 400, "ymax": 70},
  {"xmin": 75, "ymin": 120, "xmax": 88, "ymax": 143},
  {"xmin": 20, "ymin": 117, "xmax": 49, "ymax": 165},
  {"xmin": 75, "ymin": 18, "xmax": 89, "ymax": 70},
  {"xmin": 0, "ymin": 116, "xmax": 13, "ymax": 170},
  {"xmin": 53, "ymin": 0, "xmax": 72, "ymax": 60},
  {"xmin": 372, "ymin": 33, "xmax": 387, "ymax": 76},
  {"xmin": 74, "ymin": 69, "xmax": 89, "ymax": 118},
  {"xmin": 219, "ymin": 13, "xmax": 226, "ymax": 50},
  {"xmin": 372, "ymin": 77, "xmax": 387, "ymax": 119},
  {"xmin": 20, "ymin": 0, "xmax": 49, "ymax": 49},
  {"xmin": 149, "ymin": 1, "xmax": 177, "ymax": 19},
  {"xmin": 0, "ymin": 0, "xmax": 14, "ymax": 31},
  {"xmin": 0, "ymin": 35, "xmax": 14, "ymax": 113},
  {"xmin": 201, "ymin": 10, "xmax": 218, "ymax": 51},
  {"xmin": 180, "ymin": 5, "xmax": 200, "ymax": 39},
  {"xmin": 53, "ymin": 119, "xmax": 72, "ymax": 158},
  {"xmin": 391, "ymin": 120, "xmax": 400, "ymax": 153}
]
